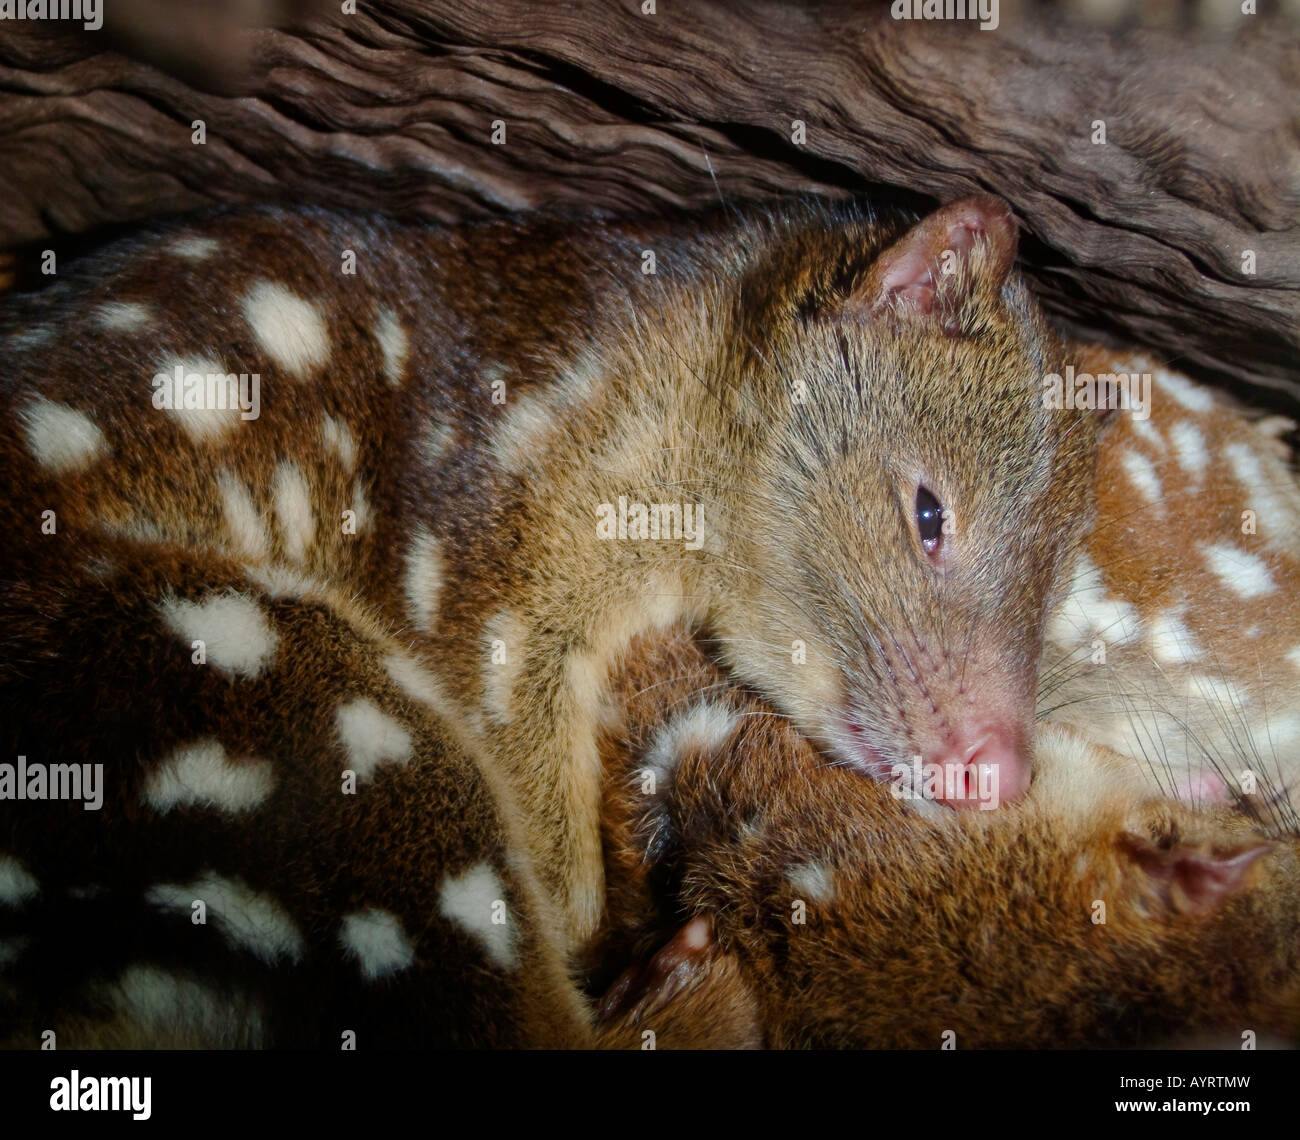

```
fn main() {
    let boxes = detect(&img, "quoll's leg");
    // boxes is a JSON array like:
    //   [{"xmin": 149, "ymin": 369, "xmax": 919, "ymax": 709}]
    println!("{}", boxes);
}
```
[
  {"xmin": 594, "ymin": 917, "xmax": 765, "ymax": 1050},
  {"xmin": 0, "ymin": 532, "xmax": 592, "ymax": 1048}
]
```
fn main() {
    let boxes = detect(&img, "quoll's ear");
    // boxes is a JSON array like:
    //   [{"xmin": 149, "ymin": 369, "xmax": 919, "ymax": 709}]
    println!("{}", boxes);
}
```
[
  {"xmin": 852, "ymin": 195, "xmax": 1019, "ymax": 326},
  {"xmin": 1116, "ymin": 832, "xmax": 1272, "ymax": 916}
]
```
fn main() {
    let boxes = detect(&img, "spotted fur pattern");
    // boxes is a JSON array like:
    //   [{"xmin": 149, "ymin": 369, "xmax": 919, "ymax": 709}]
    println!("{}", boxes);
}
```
[
  {"xmin": 1042, "ymin": 345, "xmax": 1300, "ymax": 827},
  {"xmin": 1, "ymin": 199, "xmax": 1295, "ymax": 1048}
]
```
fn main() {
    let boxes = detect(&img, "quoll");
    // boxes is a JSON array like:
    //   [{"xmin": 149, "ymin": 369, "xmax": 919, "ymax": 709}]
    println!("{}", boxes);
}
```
[
  {"xmin": 0, "ymin": 195, "xmax": 1293, "ymax": 1046},
  {"xmin": 1, "ymin": 194, "xmax": 1106, "ymax": 950}
]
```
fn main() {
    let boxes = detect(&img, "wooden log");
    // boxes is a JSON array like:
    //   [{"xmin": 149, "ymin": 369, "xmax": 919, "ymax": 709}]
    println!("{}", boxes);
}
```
[{"xmin": 0, "ymin": 1, "xmax": 1295, "ymax": 409}]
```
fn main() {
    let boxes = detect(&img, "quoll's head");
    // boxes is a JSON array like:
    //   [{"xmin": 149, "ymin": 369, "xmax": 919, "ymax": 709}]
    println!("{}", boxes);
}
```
[{"xmin": 718, "ymin": 196, "xmax": 1106, "ymax": 809}]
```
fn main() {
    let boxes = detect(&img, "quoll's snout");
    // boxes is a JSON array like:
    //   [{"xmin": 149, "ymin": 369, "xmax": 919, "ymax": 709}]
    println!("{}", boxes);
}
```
[
  {"xmin": 845, "ymin": 639, "xmax": 1036, "ymax": 811},
  {"xmin": 922, "ymin": 720, "xmax": 1031, "ymax": 810}
]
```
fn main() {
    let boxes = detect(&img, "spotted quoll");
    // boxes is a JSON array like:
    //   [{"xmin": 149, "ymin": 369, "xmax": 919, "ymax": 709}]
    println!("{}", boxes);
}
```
[
  {"xmin": 1, "ymin": 196, "xmax": 1109, "ymax": 949},
  {"xmin": 0, "ymin": 538, "xmax": 592, "ymax": 1047},
  {"xmin": 1, "ymin": 198, "xmax": 1295, "ymax": 1048}
]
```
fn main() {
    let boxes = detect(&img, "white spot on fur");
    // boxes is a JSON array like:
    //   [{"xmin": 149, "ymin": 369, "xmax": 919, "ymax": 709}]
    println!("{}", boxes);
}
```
[
  {"xmin": 438, "ymin": 862, "xmax": 516, "ymax": 970},
  {"xmin": 168, "ymin": 236, "xmax": 220, "ymax": 260},
  {"xmin": 1184, "ymin": 673, "xmax": 1247, "ymax": 713},
  {"xmin": 8, "ymin": 326, "xmax": 54, "ymax": 350},
  {"xmin": 94, "ymin": 301, "xmax": 152, "ymax": 331},
  {"xmin": 383, "ymin": 653, "xmax": 455, "ymax": 718},
  {"xmin": 490, "ymin": 355, "xmax": 599, "ymax": 475},
  {"xmin": 216, "ymin": 469, "xmax": 270, "ymax": 561},
  {"xmin": 335, "ymin": 699, "xmax": 413, "ymax": 780},
  {"xmin": 272, "ymin": 461, "xmax": 315, "ymax": 564},
  {"xmin": 95, "ymin": 514, "xmax": 170, "ymax": 545},
  {"xmin": 1225, "ymin": 443, "xmax": 1265, "ymax": 487},
  {"xmin": 1224, "ymin": 442, "xmax": 1291, "ymax": 530},
  {"xmin": 645, "ymin": 702, "xmax": 739, "ymax": 780},
  {"xmin": 350, "ymin": 481, "xmax": 372, "ymax": 533},
  {"xmin": 1156, "ymin": 369, "xmax": 1215, "ymax": 412},
  {"xmin": 160, "ymin": 356, "xmax": 245, "ymax": 444},
  {"xmin": 1256, "ymin": 415, "xmax": 1297, "ymax": 440},
  {"xmin": 1252, "ymin": 713, "xmax": 1300, "ymax": 758},
  {"xmin": 158, "ymin": 592, "xmax": 278, "ymax": 679},
  {"xmin": 339, "ymin": 908, "xmax": 416, "ymax": 980},
  {"xmin": 1202, "ymin": 542, "xmax": 1276, "ymax": 598},
  {"xmin": 0, "ymin": 856, "xmax": 39, "ymax": 906},
  {"xmin": 403, "ymin": 529, "xmax": 444, "ymax": 633},
  {"xmin": 1120, "ymin": 450, "xmax": 1162, "ymax": 505},
  {"xmin": 83, "ymin": 555, "xmax": 118, "ymax": 579},
  {"xmin": 102, "ymin": 964, "xmax": 264, "ymax": 1047},
  {"xmin": 321, "ymin": 416, "xmax": 357, "ymax": 472},
  {"xmin": 481, "ymin": 608, "xmax": 529, "ymax": 726},
  {"xmin": 491, "ymin": 392, "xmax": 556, "ymax": 474},
  {"xmin": 1287, "ymin": 646, "xmax": 1300, "ymax": 673},
  {"xmin": 240, "ymin": 563, "xmax": 316, "ymax": 602},
  {"xmin": 241, "ymin": 281, "xmax": 330, "ymax": 379},
  {"xmin": 146, "ymin": 872, "xmax": 303, "ymax": 964},
  {"xmin": 1127, "ymin": 416, "xmax": 1164, "ymax": 450},
  {"xmin": 1047, "ymin": 554, "xmax": 1141, "ymax": 647},
  {"xmin": 787, "ymin": 862, "xmax": 835, "ymax": 904},
  {"xmin": 375, "ymin": 307, "xmax": 409, "ymax": 387},
  {"xmin": 19, "ymin": 397, "xmax": 108, "ymax": 473},
  {"xmin": 1169, "ymin": 420, "xmax": 1208, "ymax": 479},
  {"xmin": 144, "ymin": 738, "xmax": 275, "ymax": 815},
  {"xmin": 1147, "ymin": 609, "xmax": 1204, "ymax": 665},
  {"xmin": 419, "ymin": 422, "xmax": 456, "ymax": 465}
]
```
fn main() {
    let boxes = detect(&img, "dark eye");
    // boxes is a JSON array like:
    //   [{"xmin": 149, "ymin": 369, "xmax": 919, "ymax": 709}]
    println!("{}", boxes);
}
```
[{"xmin": 916, "ymin": 486, "xmax": 944, "ymax": 554}]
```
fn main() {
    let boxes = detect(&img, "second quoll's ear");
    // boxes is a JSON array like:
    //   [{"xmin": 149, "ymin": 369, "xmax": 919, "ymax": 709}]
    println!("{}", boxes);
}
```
[
  {"xmin": 1116, "ymin": 832, "xmax": 1272, "ymax": 916},
  {"xmin": 852, "ymin": 195, "xmax": 1019, "ymax": 323}
]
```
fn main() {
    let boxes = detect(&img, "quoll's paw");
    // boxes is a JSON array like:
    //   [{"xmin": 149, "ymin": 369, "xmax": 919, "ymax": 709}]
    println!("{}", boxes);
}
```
[
  {"xmin": 598, "ymin": 916, "xmax": 714, "ymax": 1023},
  {"xmin": 596, "ymin": 917, "xmax": 764, "ymax": 1050}
]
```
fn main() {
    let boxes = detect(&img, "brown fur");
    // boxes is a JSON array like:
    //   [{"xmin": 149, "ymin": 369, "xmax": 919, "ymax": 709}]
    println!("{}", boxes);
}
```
[
  {"xmin": 1040, "ymin": 344, "xmax": 1300, "ymax": 822},
  {"xmin": 0, "ymin": 196, "xmax": 1103, "ymax": 945},
  {"xmin": 4, "ymin": 198, "xmax": 1291, "ymax": 1049},
  {"xmin": 0, "ymin": 535, "xmax": 591, "ymax": 1048},
  {"xmin": 590, "ymin": 632, "xmax": 1300, "ymax": 1048}
]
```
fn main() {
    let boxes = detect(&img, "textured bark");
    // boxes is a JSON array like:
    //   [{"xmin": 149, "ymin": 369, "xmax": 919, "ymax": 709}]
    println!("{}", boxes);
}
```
[{"xmin": 0, "ymin": 1, "xmax": 1296, "ymax": 409}]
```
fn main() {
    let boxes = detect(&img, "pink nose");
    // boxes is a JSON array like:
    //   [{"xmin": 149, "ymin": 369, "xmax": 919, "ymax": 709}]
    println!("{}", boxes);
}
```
[{"xmin": 927, "ymin": 725, "xmax": 1030, "ymax": 810}]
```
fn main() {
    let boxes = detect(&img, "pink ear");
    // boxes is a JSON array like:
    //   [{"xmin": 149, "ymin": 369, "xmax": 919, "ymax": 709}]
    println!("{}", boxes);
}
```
[
  {"xmin": 1118, "ymin": 833, "xmax": 1272, "ymax": 914},
  {"xmin": 859, "ymin": 194, "xmax": 1019, "ymax": 318}
]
